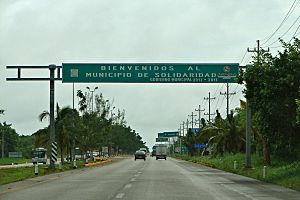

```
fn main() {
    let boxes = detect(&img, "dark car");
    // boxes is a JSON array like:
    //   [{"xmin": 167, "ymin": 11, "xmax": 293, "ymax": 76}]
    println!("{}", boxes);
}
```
[
  {"xmin": 134, "ymin": 150, "xmax": 146, "ymax": 161},
  {"xmin": 151, "ymin": 150, "xmax": 156, "ymax": 157}
]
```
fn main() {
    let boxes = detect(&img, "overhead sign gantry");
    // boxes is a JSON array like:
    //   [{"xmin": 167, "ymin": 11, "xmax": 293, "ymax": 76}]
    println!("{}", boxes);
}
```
[
  {"xmin": 6, "ymin": 62, "xmax": 240, "ymax": 169},
  {"xmin": 62, "ymin": 63, "xmax": 239, "ymax": 83}
]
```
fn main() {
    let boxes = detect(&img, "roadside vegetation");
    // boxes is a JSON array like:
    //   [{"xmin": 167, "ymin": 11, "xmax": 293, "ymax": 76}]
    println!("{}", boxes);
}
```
[
  {"xmin": 0, "ymin": 158, "xmax": 31, "ymax": 165},
  {"xmin": 174, "ymin": 38, "xmax": 300, "ymax": 191},
  {"xmin": 0, "ymin": 161, "xmax": 85, "ymax": 185},
  {"xmin": 174, "ymin": 153, "xmax": 300, "ymax": 192},
  {"xmin": 177, "ymin": 38, "xmax": 300, "ymax": 164}
]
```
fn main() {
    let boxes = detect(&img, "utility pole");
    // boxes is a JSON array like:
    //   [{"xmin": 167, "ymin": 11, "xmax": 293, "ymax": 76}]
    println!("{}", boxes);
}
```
[
  {"xmin": 246, "ymin": 40, "xmax": 269, "ymax": 168},
  {"xmin": 204, "ymin": 92, "xmax": 216, "ymax": 122},
  {"xmin": 178, "ymin": 127, "xmax": 182, "ymax": 154},
  {"xmin": 220, "ymin": 83, "xmax": 236, "ymax": 117},
  {"xmin": 195, "ymin": 105, "xmax": 205, "ymax": 130},
  {"xmin": 1, "ymin": 131, "xmax": 4, "ymax": 158},
  {"xmin": 188, "ymin": 112, "xmax": 197, "ymax": 129},
  {"xmin": 186, "ymin": 118, "xmax": 189, "ymax": 133},
  {"xmin": 179, "ymin": 124, "xmax": 182, "ymax": 137},
  {"xmin": 181, "ymin": 121, "xmax": 185, "ymax": 136}
]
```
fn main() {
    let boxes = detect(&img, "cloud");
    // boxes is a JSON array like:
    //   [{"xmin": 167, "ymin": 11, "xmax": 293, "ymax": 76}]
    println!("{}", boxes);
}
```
[{"xmin": 0, "ymin": 0, "xmax": 295, "ymax": 147}]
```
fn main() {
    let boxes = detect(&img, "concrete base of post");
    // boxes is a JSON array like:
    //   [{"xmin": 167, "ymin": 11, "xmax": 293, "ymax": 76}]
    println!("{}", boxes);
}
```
[
  {"xmin": 234, "ymin": 161, "xmax": 237, "ymax": 170},
  {"xmin": 263, "ymin": 166, "xmax": 267, "ymax": 178},
  {"xmin": 73, "ymin": 160, "xmax": 77, "ymax": 169},
  {"xmin": 34, "ymin": 164, "xmax": 38, "ymax": 175}
]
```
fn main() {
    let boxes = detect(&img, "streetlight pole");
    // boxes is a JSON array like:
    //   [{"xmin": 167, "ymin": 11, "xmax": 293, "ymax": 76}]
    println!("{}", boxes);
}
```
[
  {"xmin": 86, "ymin": 86, "xmax": 98, "ymax": 160},
  {"xmin": 86, "ymin": 86, "xmax": 98, "ymax": 113},
  {"xmin": 1, "ymin": 130, "xmax": 4, "ymax": 158},
  {"xmin": 72, "ymin": 82, "xmax": 76, "ymax": 167},
  {"xmin": 73, "ymin": 82, "xmax": 75, "ymax": 110},
  {"xmin": 111, "ymin": 106, "xmax": 116, "ymax": 123}
]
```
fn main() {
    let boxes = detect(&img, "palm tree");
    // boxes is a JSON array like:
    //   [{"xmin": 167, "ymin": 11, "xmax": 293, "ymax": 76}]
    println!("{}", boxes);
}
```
[
  {"xmin": 39, "ymin": 104, "xmax": 78, "ymax": 164},
  {"xmin": 200, "ymin": 110, "xmax": 244, "ymax": 156},
  {"xmin": 32, "ymin": 128, "xmax": 49, "ymax": 148}
]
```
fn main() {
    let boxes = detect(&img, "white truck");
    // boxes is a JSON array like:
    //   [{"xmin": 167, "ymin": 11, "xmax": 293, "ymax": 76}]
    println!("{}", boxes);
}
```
[{"xmin": 155, "ymin": 144, "xmax": 167, "ymax": 160}]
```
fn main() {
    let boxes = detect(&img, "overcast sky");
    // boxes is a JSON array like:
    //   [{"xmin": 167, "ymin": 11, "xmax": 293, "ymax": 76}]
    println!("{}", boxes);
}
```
[{"xmin": 0, "ymin": 0, "xmax": 299, "ymax": 148}]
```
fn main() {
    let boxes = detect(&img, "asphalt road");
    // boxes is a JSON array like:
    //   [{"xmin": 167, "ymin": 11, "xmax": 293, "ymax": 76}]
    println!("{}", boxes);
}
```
[{"xmin": 0, "ymin": 156, "xmax": 299, "ymax": 200}]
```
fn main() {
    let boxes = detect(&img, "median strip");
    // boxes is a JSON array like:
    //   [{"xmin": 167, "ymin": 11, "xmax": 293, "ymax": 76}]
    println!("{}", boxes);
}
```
[{"xmin": 84, "ymin": 159, "xmax": 112, "ymax": 167}]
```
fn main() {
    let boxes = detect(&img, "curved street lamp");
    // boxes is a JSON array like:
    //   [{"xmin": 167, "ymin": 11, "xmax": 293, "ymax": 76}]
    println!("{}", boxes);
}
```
[{"xmin": 86, "ymin": 86, "xmax": 98, "ymax": 112}]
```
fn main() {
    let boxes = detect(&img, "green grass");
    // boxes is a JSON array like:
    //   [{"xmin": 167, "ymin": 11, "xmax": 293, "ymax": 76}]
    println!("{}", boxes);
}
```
[
  {"xmin": 174, "ymin": 153, "xmax": 300, "ymax": 192},
  {"xmin": 0, "ymin": 158, "xmax": 32, "ymax": 165},
  {"xmin": 0, "ymin": 161, "xmax": 85, "ymax": 185}
]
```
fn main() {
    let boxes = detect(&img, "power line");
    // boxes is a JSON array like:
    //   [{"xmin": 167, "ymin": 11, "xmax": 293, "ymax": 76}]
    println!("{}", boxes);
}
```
[
  {"xmin": 214, "ymin": 84, "xmax": 225, "ymax": 110},
  {"xmin": 188, "ymin": 112, "xmax": 197, "ymax": 129},
  {"xmin": 239, "ymin": 50, "xmax": 248, "ymax": 64},
  {"xmin": 217, "ymin": 94, "xmax": 227, "ymax": 118},
  {"xmin": 229, "ymin": 85, "xmax": 244, "ymax": 108},
  {"xmin": 212, "ymin": 84, "xmax": 220, "ymax": 97},
  {"xmin": 261, "ymin": 0, "xmax": 300, "ymax": 45},
  {"xmin": 245, "ymin": 52, "xmax": 255, "ymax": 64},
  {"xmin": 264, "ymin": 14, "xmax": 300, "ymax": 47},
  {"xmin": 204, "ymin": 92, "xmax": 216, "ymax": 122},
  {"xmin": 289, "ymin": 23, "xmax": 300, "ymax": 42},
  {"xmin": 268, "ymin": 23, "xmax": 300, "ymax": 49},
  {"xmin": 195, "ymin": 105, "xmax": 205, "ymax": 129},
  {"xmin": 220, "ymin": 83, "xmax": 236, "ymax": 116}
]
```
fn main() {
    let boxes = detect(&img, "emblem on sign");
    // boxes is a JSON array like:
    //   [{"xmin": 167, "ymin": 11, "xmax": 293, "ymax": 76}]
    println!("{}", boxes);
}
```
[
  {"xmin": 224, "ymin": 66, "xmax": 230, "ymax": 72},
  {"xmin": 70, "ymin": 69, "xmax": 78, "ymax": 77}
]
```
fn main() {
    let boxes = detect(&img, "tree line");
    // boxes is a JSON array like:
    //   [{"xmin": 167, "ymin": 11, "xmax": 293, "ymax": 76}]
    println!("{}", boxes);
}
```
[
  {"xmin": 180, "ymin": 38, "xmax": 300, "ymax": 165},
  {"xmin": 0, "ymin": 110, "xmax": 34, "ymax": 158},
  {"xmin": 1, "ymin": 91, "xmax": 146, "ymax": 161}
]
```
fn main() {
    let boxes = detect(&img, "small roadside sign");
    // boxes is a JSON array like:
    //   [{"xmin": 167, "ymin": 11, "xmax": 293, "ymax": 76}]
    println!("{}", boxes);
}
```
[
  {"xmin": 156, "ymin": 137, "xmax": 168, "ymax": 142},
  {"xmin": 194, "ymin": 144, "xmax": 207, "ymax": 148},
  {"xmin": 181, "ymin": 146, "xmax": 188, "ymax": 153}
]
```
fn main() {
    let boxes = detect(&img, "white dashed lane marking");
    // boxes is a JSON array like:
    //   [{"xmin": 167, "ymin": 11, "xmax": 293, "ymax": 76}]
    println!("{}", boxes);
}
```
[{"xmin": 124, "ymin": 184, "xmax": 132, "ymax": 189}]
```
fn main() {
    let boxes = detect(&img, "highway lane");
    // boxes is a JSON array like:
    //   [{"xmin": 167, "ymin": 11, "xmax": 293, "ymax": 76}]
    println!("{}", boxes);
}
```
[{"xmin": 0, "ymin": 156, "xmax": 299, "ymax": 200}]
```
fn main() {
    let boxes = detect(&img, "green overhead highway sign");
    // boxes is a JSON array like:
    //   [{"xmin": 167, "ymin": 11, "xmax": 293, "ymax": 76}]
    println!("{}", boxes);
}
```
[
  {"xmin": 156, "ymin": 137, "xmax": 168, "ymax": 142},
  {"xmin": 62, "ymin": 63, "xmax": 239, "ymax": 83},
  {"xmin": 158, "ymin": 131, "xmax": 179, "ymax": 138}
]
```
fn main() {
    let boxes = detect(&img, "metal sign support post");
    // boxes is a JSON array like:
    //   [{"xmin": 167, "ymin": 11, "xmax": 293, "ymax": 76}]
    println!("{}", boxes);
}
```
[
  {"xmin": 6, "ymin": 65, "xmax": 62, "ymax": 169},
  {"xmin": 49, "ymin": 65, "xmax": 57, "ymax": 169}
]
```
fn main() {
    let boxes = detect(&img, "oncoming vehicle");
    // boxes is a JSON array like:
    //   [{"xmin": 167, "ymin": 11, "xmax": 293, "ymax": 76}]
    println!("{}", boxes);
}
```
[
  {"xmin": 139, "ymin": 148, "xmax": 147, "ymax": 153},
  {"xmin": 32, "ymin": 147, "xmax": 47, "ymax": 164},
  {"xmin": 134, "ymin": 150, "xmax": 146, "ymax": 161}
]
